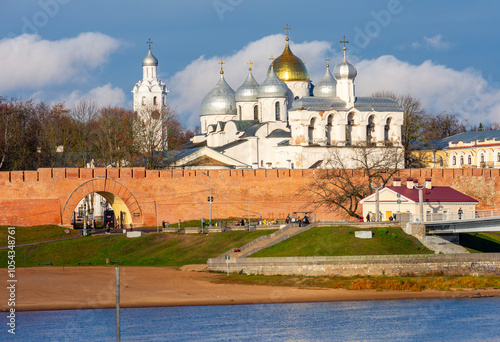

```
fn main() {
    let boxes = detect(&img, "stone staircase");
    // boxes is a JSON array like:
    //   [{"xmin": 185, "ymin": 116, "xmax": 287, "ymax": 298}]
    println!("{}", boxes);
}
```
[{"xmin": 216, "ymin": 222, "xmax": 318, "ymax": 260}]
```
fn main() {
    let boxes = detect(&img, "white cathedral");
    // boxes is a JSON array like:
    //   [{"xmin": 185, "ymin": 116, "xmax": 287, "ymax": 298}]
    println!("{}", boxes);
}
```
[{"xmin": 133, "ymin": 33, "xmax": 404, "ymax": 169}]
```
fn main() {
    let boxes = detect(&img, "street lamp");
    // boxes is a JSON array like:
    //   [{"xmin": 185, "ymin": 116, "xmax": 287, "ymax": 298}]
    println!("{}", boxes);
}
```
[
  {"xmin": 371, "ymin": 183, "xmax": 383, "ymax": 222},
  {"xmin": 202, "ymin": 172, "xmax": 213, "ymax": 227},
  {"xmin": 156, "ymin": 202, "xmax": 159, "ymax": 233},
  {"xmin": 415, "ymin": 182, "xmax": 426, "ymax": 223}
]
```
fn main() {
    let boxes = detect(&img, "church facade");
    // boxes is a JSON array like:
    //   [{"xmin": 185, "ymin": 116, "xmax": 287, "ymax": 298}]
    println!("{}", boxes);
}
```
[{"xmin": 135, "ymin": 34, "xmax": 404, "ymax": 169}]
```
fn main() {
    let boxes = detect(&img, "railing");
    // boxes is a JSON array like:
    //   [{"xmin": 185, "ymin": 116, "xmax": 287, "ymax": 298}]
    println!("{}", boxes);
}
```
[{"xmin": 425, "ymin": 209, "xmax": 500, "ymax": 223}]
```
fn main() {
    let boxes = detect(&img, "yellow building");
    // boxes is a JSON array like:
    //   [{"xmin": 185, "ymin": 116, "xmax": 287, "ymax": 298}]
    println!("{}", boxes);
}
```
[{"xmin": 417, "ymin": 131, "xmax": 500, "ymax": 168}]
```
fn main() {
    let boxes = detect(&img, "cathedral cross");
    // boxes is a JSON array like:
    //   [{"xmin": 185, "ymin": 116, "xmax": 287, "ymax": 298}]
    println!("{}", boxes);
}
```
[
  {"xmin": 146, "ymin": 38, "xmax": 153, "ymax": 50},
  {"xmin": 247, "ymin": 60, "xmax": 253, "ymax": 71},
  {"xmin": 283, "ymin": 23, "xmax": 291, "ymax": 41},
  {"xmin": 219, "ymin": 58, "xmax": 225, "ymax": 74},
  {"xmin": 340, "ymin": 36, "xmax": 349, "ymax": 50},
  {"xmin": 325, "ymin": 56, "xmax": 331, "ymax": 68}
]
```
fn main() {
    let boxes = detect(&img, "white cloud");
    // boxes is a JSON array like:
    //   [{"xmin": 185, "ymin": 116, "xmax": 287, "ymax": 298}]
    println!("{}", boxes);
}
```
[
  {"xmin": 167, "ymin": 34, "xmax": 335, "ymax": 127},
  {"xmin": 0, "ymin": 32, "xmax": 121, "ymax": 92},
  {"xmin": 356, "ymin": 55, "xmax": 500, "ymax": 123},
  {"xmin": 57, "ymin": 83, "xmax": 126, "ymax": 109},
  {"xmin": 411, "ymin": 34, "xmax": 453, "ymax": 51}
]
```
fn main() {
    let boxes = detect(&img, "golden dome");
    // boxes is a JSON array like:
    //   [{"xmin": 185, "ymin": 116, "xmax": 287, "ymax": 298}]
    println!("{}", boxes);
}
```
[{"xmin": 270, "ymin": 41, "xmax": 310, "ymax": 82}]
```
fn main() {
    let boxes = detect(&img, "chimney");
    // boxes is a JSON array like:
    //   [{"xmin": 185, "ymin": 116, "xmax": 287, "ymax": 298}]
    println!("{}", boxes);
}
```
[
  {"xmin": 406, "ymin": 177, "xmax": 414, "ymax": 189},
  {"xmin": 393, "ymin": 177, "xmax": 401, "ymax": 187},
  {"xmin": 425, "ymin": 177, "xmax": 432, "ymax": 189}
]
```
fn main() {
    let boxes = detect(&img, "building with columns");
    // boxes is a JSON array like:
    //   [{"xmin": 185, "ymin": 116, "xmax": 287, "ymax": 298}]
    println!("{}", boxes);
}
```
[{"xmin": 176, "ymin": 30, "xmax": 404, "ymax": 169}]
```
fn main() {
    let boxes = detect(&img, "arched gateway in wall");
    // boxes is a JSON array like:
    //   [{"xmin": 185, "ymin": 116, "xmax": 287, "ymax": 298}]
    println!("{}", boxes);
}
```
[{"xmin": 61, "ymin": 178, "xmax": 142, "ymax": 226}]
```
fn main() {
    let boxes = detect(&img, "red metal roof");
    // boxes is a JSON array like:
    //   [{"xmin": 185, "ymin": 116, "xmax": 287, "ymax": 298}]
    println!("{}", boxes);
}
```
[{"xmin": 386, "ymin": 186, "xmax": 478, "ymax": 203}]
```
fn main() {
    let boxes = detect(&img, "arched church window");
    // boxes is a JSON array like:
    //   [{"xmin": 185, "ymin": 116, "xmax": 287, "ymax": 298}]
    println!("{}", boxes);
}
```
[
  {"xmin": 238, "ymin": 105, "xmax": 242, "ymax": 120},
  {"xmin": 439, "ymin": 156, "xmax": 444, "ymax": 167},
  {"xmin": 460, "ymin": 156, "xmax": 464, "ymax": 165},
  {"xmin": 308, "ymin": 118, "xmax": 316, "ymax": 145},
  {"xmin": 366, "ymin": 115, "xmax": 375, "ymax": 146},
  {"xmin": 142, "ymin": 96, "xmax": 146, "ymax": 106},
  {"xmin": 481, "ymin": 154, "xmax": 484, "ymax": 163},
  {"xmin": 153, "ymin": 96, "xmax": 157, "ymax": 105},
  {"xmin": 254, "ymin": 105, "xmax": 258, "ymax": 121},
  {"xmin": 275, "ymin": 102, "xmax": 280, "ymax": 121},
  {"xmin": 468, "ymin": 155, "xmax": 472, "ymax": 164},
  {"xmin": 384, "ymin": 118, "xmax": 391, "ymax": 145},
  {"xmin": 497, "ymin": 153, "xmax": 500, "ymax": 162},
  {"xmin": 326, "ymin": 115, "xmax": 333, "ymax": 145},
  {"xmin": 346, "ymin": 113, "xmax": 354, "ymax": 146},
  {"xmin": 452, "ymin": 156, "xmax": 456, "ymax": 165}
]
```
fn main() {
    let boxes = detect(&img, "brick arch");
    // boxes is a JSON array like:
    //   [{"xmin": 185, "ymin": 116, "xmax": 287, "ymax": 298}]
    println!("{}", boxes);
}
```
[{"xmin": 61, "ymin": 178, "xmax": 142, "ymax": 226}]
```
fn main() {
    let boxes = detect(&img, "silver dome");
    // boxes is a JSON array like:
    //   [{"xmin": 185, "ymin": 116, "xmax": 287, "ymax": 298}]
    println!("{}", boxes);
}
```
[
  {"xmin": 313, "ymin": 66, "xmax": 337, "ymax": 98},
  {"xmin": 235, "ymin": 70, "xmax": 259, "ymax": 102},
  {"xmin": 333, "ymin": 57, "xmax": 357, "ymax": 80},
  {"xmin": 201, "ymin": 74, "xmax": 237, "ymax": 116},
  {"xmin": 258, "ymin": 66, "xmax": 289, "ymax": 98},
  {"xmin": 142, "ymin": 50, "xmax": 158, "ymax": 66}
]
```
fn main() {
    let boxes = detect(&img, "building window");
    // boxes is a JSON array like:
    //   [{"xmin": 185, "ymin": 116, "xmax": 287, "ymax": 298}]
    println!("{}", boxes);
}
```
[
  {"xmin": 460, "ymin": 156, "xmax": 464, "ymax": 165},
  {"xmin": 275, "ymin": 102, "xmax": 280, "ymax": 121},
  {"xmin": 439, "ymin": 156, "xmax": 444, "ymax": 167},
  {"xmin": 366, "ymin": 115, "xmax": 375, "ymax": 146},
  {"xmin": 308, "ymin": 118, "xmax": 316, "ymax": 144},
  {"xmin": 326, "ymin": 115, "xmax": 333, "ymax": 145},
  {"xmin": 153, "ymin": 96, "xmax": 157, "ymax": 105},
  {"xmin": 497, "ymin": 153, "xmax": 500, "ymax": 162},
  {"xmin": 141, "ymin": 96, "xmax": 146, "ymax": 106},
  {"xmin": 346, "ymin": 113, "xmax": 354, "ymax": 146},
  {"xmin": 238, "ymin": 105, "xmax": 242, "ymax": 120},
  {"xmin": 468, "ymin": 155, "xmax": 472, "ymax": 164},
  {"xmin": 481, "ymin": 154, "xmax": 484, "ymax": 163},
  {"xmin": 452, "ymin": 156, "xmax": 456, "ymax": 165},
  {"xmin": 254, "ymin": 105, "xmax": 258, "ymax": 120}
]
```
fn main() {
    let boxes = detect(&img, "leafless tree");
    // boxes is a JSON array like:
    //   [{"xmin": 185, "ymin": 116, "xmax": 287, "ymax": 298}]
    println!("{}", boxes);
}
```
[
  {"xmin": 306, "ymin": 144, "xmax": 404, "ymax": 219},
  {"xmin": 372, "ymin": 91, "xmax": 427, "ymax": 168}
]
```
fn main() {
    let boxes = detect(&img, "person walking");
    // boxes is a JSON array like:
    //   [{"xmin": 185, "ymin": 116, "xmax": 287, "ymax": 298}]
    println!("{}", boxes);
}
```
[{"xmin": 458, "ymin": 207, "xmax": 463, "ymax": 219}]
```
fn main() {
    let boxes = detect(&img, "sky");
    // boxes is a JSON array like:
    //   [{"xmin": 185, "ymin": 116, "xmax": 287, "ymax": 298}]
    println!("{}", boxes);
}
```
[{"xmin": 2, "ymin": 0, "xmax": 500, "ymax": 129}]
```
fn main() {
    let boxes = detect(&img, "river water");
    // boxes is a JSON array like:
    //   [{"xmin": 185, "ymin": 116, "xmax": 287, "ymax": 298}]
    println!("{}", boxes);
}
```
[{"xmin": 6, "ymin": 298, "xmax": 500, "ymax": 341}]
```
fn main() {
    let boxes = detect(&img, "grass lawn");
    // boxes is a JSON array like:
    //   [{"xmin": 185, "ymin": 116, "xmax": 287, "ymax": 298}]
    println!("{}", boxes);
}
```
[
  {"xmin": 0, "ymin": 225, "xmax": 79, "ymax": 247},
  {"xmin": 460, "ymin": 232, "xmax": 500, "ymax": 253},
  {"xmin": 212, "ymin": 273, "xmax": 500, "ymax": 292},
  {"xmin": 0, "ymin": 230, "xmax": 276, "ymax": 267},
  {"xmin": 251, "ymin": 226, "xmax": 433, "ymax": 257}
]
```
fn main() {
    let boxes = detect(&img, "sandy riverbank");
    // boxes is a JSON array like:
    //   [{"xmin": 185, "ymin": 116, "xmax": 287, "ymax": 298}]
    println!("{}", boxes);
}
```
[{"xmin": 2, "ymin": 267, "xmax": 499, "ymax": 311}]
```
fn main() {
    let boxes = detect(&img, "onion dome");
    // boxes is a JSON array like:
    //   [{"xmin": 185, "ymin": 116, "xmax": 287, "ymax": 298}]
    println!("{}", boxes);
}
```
[
  {"xmin": 201, "ymin": 73, "xmax": 236, "ymax": 116},
  {"xmin": 258, "ymin": 65, "xmax": 289, "ymax": 98},
  {"xmin": 313, "ymin": 61, "xmax": 337, "ymax": 98},
  {"xmin": 268, "ymin": 39, "xmax": 310, "ymax": 82},
  {"xmin": 142, "ymin": 49, "xmax": 158, "ymax": 66},
  {"xmin": 235, "ymin": 66, "xmax": 259, "ymax": 102},
  {"xmin": 333, "ymin": 55, "xmax": 357, "ymax": 80}
]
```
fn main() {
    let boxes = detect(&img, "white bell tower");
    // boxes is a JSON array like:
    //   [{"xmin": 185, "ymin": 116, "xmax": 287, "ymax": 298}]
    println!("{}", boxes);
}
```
[{"xmin": 132, "ymin": 38, "xmax": 170, "ymax": 113}]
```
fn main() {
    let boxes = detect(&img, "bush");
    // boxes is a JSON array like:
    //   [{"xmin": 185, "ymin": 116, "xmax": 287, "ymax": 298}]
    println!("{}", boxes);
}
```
[{"xmin": 377, "ymin": 228, "xmax": 388, "ymax": 235}]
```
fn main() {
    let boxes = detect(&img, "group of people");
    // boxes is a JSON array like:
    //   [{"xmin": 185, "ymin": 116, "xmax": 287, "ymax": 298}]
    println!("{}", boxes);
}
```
[{"xmin": 285, "ymin": 214, "xmax": 310, "ymax": 226}]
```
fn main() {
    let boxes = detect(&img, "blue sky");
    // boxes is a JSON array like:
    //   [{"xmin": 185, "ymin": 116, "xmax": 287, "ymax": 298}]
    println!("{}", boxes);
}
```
[{"xmin": 2, "ymin": 0, "xmax": 500, "ymax": 128}]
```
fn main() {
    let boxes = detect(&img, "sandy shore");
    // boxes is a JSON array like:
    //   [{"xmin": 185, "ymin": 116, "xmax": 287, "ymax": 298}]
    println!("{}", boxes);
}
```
[{"xmin": 2, "ymin": 266, "xmax": 499, "ymax": 311}]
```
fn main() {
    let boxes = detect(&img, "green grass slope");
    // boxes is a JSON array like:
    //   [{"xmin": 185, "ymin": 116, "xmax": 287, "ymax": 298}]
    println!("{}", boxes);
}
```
[
  {"xmin": 251, "ymin": 226, "xmax": 433, "ymax": 257},
  {"xmin": 0, "ymin": 230, "xmax": 275, "ymax": 267},
  {"xmin": 0, "ymin": 225, "xmax": 79, "ymax": 246}
]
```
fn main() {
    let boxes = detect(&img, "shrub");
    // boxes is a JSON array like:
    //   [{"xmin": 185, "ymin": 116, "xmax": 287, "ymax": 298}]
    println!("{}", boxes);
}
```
[{"xmin": 377, "ymin": 228, "xmax": 388, "ymax": 235}]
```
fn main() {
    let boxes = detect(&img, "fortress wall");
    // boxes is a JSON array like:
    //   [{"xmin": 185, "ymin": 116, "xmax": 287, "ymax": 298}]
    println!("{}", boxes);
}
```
[
  {"xmin": 208, "ymin": 253, "xmax": 500, "ymax": 277},
  {"xmin": 0, "ymin": 168, "xmax": 499, "ymax": 226}
]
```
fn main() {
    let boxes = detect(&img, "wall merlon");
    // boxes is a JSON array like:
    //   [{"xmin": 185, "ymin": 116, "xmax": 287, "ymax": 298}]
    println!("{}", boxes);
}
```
[
  {"xmin": 120, "ymin": 168, "xmax": 133, "ymax": 178},
  {"xmin": 94, "ymin": 168, "xmax": 107, "ymax": 178},
  {"xmin": 133, "ymin": 168, "xmax": 146, "ymax": 178},
  {"xmin": 25, "ymin": 171, "xmax": 38, "ymax": 182}
]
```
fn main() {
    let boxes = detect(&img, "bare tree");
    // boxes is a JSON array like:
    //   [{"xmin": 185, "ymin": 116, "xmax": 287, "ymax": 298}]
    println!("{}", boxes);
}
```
[
  {"xmin": 134, "ymin": 106, "xmax": 184, "ymax": 169},
  {"xmin": 372, "ymin": 91, "xmax": 427, "ymax": 168},
  {"xmin": 422, "ymin": 112, "xmax": 466, "ymax": 142},
  {"xmin": 70, "ymin": 99, "xmax": 99, "ymax": 167},
  {"xmin": 306, "ymin": 145, "xmax": 403, "ymax": 219}
]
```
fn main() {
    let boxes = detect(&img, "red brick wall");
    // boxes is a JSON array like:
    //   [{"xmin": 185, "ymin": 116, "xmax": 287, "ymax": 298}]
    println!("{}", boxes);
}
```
[{"xmin": 0, "ymin": 167, "xmax": 498, "ymax": 227}]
